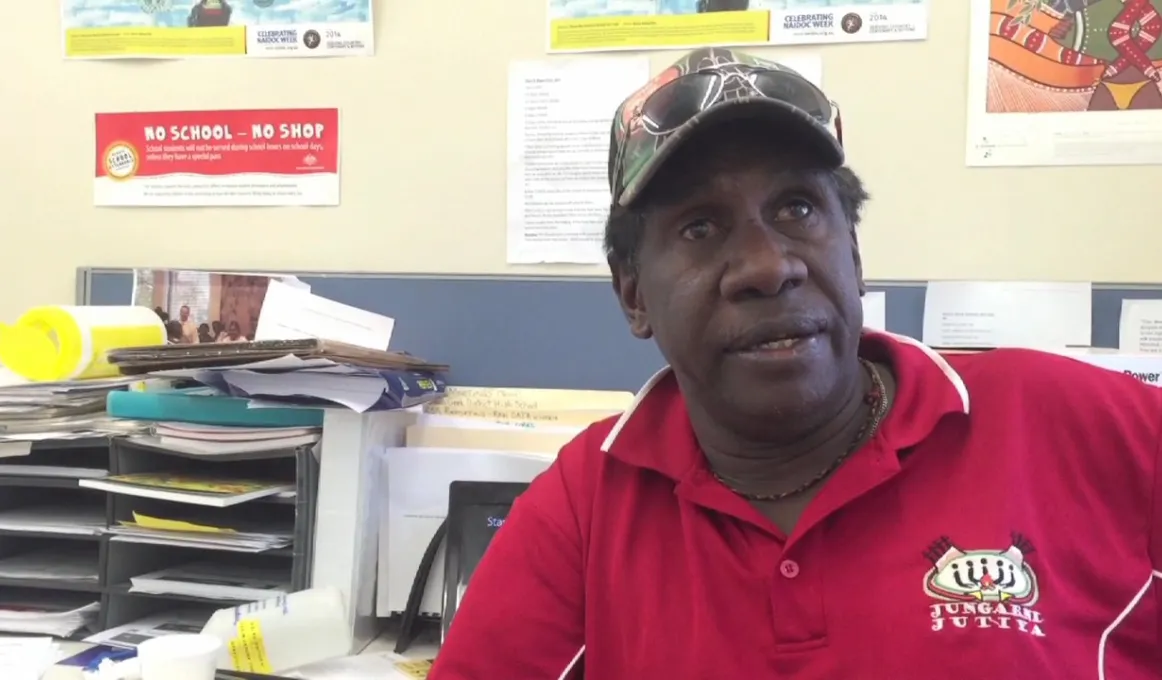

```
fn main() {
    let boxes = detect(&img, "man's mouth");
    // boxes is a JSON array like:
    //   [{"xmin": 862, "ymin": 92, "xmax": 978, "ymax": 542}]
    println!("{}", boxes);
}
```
[
  {"xmin": 747, "ymin": 336, "xmax": 807, "ymax": 351},
  {"xmin": 728, "ymin": 322, "xmax": 824, "ymax": 352}
]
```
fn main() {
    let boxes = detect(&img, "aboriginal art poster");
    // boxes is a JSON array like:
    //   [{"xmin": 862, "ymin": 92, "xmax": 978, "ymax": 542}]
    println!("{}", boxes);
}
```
[{"xmin": 966, "ymin": 0, "xmax": 1162, "ymax": 166}]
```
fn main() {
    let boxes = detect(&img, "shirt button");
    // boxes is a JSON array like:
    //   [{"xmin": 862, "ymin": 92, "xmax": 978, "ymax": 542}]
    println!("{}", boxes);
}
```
[{"xmin": 779, "ymin": 559, "xmax": 800, "ymax": 579}]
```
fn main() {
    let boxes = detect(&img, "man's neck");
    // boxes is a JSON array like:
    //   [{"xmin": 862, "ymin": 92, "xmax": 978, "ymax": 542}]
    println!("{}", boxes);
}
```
[{"xmin": 693, "ymin": 363, "xmax": 873, "ymax": 494}]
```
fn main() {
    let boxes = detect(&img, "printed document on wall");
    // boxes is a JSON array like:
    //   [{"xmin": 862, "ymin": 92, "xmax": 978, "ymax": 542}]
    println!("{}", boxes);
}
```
[
  {"xmin": 921, "ymin": 281, "xmax": 1091, "ymax": 349},
  {"xmin": 62, "ymin": 0, "xmax": 373, "ymax": 58},
  {"xmin": 1119, "ymin": 299, "xmax": 1162, "ymax": 353},
  {"xmin": 507, "ymin": 57, "xmax": 650, "ymax": 265},
  {"xmin": 546, "ymin": 0, "xmax": 927, "ymax": 52},
  {"xmin": 861, "ymin": 291, "xmax": 887, "ymax": 332},
  {"xmin": 94, "ymin": 108, "xmax": 339, "ymax": 207},
  {"xmin": 965, "ymin": 0, "xmax": 1162, "ymax": 166}
]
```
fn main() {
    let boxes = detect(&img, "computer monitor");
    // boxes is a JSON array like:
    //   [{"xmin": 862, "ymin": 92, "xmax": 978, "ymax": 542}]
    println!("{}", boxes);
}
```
[{"xmin": 441, "ymin": 480, "xmax": 529, "ymax": 643}]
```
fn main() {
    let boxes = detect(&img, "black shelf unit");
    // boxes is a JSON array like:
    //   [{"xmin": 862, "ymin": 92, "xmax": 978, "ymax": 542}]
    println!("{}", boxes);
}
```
[{"xmin": 0, "ymin": 435, "xmax": 320, "ymax": 638}]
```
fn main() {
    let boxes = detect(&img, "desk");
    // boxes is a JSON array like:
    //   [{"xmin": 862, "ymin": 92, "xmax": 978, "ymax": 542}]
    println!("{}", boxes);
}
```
[{"xmin": 45, "ymin": 632, "xmax": 436, "ymax": 679}]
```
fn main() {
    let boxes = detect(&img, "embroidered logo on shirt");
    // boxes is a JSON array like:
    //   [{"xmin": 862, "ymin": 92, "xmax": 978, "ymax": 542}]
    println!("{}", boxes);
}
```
[{"xmin": 921, "ymin": 533, "xmax": 1046, "ymax": 637}]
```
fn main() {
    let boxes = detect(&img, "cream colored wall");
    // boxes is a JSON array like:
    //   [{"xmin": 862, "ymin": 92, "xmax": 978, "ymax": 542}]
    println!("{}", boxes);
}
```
[{"xmin": 3, "ymin": 2, "xmax": 1159, "ymax": 323}]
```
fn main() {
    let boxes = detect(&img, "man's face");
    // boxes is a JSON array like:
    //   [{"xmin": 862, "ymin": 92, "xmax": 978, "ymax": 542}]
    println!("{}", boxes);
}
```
[
  {"xmin": 612, "ymin": 122, "xmax": 865, "ymax": 422},
  {"xmin": 179, "ymin": 306, "xmax": 190, "ymax": 321}
]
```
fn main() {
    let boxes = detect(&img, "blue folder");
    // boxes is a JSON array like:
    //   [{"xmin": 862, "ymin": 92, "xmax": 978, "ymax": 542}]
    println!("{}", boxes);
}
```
[{"xmin": 106, "ymin": 389, "xmax": 323, "ymax": 427}]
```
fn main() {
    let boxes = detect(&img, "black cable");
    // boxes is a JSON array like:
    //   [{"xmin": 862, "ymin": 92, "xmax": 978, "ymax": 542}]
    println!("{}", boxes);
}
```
[{"xmin": 395, "ymin": 518, "xmax": 447, "ymax": 654}]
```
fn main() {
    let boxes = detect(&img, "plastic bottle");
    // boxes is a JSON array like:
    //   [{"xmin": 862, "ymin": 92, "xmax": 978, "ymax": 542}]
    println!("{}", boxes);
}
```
[
  {"xmin": 200, "ymin": 587, "xmax": 352, "ymax": 673},
  {"xmin": 0, "ymin": 305, "xmax": 165, "ymax": 382}
]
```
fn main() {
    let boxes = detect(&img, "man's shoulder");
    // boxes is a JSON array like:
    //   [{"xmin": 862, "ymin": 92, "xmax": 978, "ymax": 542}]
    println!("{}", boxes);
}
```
[
  {"xmin": 947, "ymin": 347, "xmax": 1162, "ymax": 425},
  {"xmin": 520, "ymin": 415, "xmax": 624, "ymax": 531},
  {"xmin": 947, "ymin": 348, "xmax": 1153, "ymax": 388},
  {"xmin": 553, "ymin": 415, "xmax": 621, "ymax": 475}
]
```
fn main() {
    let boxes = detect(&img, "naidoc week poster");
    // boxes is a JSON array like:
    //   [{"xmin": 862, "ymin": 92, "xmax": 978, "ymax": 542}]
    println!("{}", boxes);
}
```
[
  {"xmin": 62, "ymin": 0, "xmax": 373, "ymax": 58},
  {"xmin": 546, "ymin": 0, "xmax": 928, "ymax": 52}
]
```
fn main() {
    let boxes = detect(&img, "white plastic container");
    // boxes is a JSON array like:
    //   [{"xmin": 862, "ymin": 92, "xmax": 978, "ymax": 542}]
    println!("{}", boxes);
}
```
[{"xmin": 200, "ymin": 587, "xmax": 351, "ymax": 673}]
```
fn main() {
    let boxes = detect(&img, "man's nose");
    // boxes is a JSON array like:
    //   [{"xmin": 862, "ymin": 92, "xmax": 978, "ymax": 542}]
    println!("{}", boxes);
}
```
[{"xmin": 718, "ymin": 219, "xmax": 808, "ymax": 301}]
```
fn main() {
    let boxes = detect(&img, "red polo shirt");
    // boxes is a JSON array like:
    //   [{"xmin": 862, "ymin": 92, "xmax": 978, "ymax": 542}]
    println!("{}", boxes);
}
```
[{"xmin": 430, "ymin": 332, "xmax": 1162, "ymax": 678}]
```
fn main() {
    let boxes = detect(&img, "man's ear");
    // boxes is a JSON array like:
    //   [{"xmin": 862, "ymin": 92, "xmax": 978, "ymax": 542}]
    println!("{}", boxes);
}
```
[
  {"xmin": 850, "ymin": 227, "xmax": 866, "ymax": 296},
  {"xmin": 610, "ymin": 260, "xmax": 652, "ymax": 339}
]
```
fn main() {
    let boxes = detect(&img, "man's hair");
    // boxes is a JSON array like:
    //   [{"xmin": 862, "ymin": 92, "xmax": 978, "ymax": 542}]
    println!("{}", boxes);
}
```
[{"xmin": 604, "ymin": 166, "xmax": 869, "ymax": 272}]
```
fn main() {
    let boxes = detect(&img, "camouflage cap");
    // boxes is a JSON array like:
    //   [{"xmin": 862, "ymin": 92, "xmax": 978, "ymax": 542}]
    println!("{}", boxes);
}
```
[{"xmin": 608, "ymin": 47, "xmax": 843, "ymax": 208}]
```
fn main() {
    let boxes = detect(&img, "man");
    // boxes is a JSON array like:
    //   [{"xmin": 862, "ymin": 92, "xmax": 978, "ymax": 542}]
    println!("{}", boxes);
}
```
[
  {"xmin": 431, "ymin": 48, "xmax": 1162, "ymax": 678},
  {"xmin": 221, "ymin": 320, "xmax": 247, "ymax": 343},
  {"xmin": 187, "ymin": 0, "xmax": 231, "ymax": 27},
  {"xmin": 177, "ymin": 305, "xmax": 199, "ymax": 344},
  {"xmin": 696, "ymin": 0, "xmax": 750, "ymax": 11}
]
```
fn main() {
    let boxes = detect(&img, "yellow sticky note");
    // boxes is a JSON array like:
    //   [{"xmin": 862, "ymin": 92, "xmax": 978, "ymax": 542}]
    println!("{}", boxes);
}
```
[
  {"xmin": 429, "ymin": 387, "xmax": 633, "ymax": 415},
  {"xmin": 394, "ymin": 659, "xmax": 435, "ymax": 678},
  {"xmin": 228, "ymin": 618, "xmax": 273, "ymax": 674},
  {"xmin": 133, "ymin": 512, "xmax": 235, "ymax": 534}
]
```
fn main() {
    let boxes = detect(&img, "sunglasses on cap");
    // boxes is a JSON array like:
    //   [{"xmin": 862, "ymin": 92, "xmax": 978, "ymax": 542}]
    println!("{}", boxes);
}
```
[{"xmin": 610, "ymin": 63, "xmax": 843, "ymax": 208}]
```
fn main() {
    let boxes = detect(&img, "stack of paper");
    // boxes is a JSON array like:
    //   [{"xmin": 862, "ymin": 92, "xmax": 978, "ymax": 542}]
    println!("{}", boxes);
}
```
[
  {"xmin": 0, "ymin": 505, "xmax": 106, "ymax": 536},
  {"xmin": 149, "ymin": 354, "xmax": 448, "ymax": 413},
  {"xmin": 0, "ymin": 376, "xmax": 149, "ymax": 442},
  {"xmin": 84, "ymin": 609, "xmax": 209, "ymax": 649},
  {"xmin": 0, "ymin": 592, "xmax": 99, "ymax": 636},
  {"xmin": 130, "ymin": 561, "xmax": 290, "ymax": 601},
  {"xmin": 0, "ymin": 461, "xmax": 106, "ymax": 479},
  {"xmin": 131, "ymin": 422, "xmax": 321, "ymax": 457},
  {"xmin": 0, "ymin": 547, "xmax": 98, "ymax": 583},
  {"xmin": 80, "ymin": 473, "xmax": 294, "ymax": 507},
  {"xmin": 109, "ymin": 511, "xmax": 293, "ymax": 553},
  {"xmin": 0, "ymin": 636, "xmax": 58, "ymax": 680}
]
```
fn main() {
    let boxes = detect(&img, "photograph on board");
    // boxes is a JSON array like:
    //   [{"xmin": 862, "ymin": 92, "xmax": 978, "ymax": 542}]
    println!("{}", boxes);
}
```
[
  {"xmin": 547, "ymin": 0, "xmax": 928, "ymax": 52},
  {"xmin": 132, "ymin": 269, "xmax": 305, "ymax": 345},
  {"xmin": 966, "ymin": 0, "xmax": 1162, "ymax": 166},
  {"xmin": 62, "ymin": 0, "xmax": 373, "ymax": 58}
]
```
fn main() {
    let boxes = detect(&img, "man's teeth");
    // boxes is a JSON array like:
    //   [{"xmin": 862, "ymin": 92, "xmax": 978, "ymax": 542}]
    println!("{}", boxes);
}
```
[{"xmin": 755, "ymin": 338, "xmax": 798, "ymax": 350}]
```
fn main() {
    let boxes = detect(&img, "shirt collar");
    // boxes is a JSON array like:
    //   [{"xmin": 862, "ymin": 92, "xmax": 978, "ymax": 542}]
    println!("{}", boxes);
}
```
[{"xmin": 600, "ymin": 330, "xmax": 971, "ymax": 479}]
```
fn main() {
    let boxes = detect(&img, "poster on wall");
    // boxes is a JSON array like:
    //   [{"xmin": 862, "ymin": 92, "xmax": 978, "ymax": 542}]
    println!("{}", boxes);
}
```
[
  {"xmin": 506, "ymin": 57, "xmax": 651, "ymax": 265},
  {"xmin": 94, "ymin": 108, "xmax": 340, "ymax": 207},
  {"xmin": 131, "ymin": 269, "xmax": 309, "ymax": 344},
  {"xmin": 61, "ymin": 0, "xmax": 373, "ymax": 58},
  {"xmin": 506, "ymin": 53, "xmax": 823, "ymax": 264},
  {"xmin": 546, "ymin": 0, "xmax": 927, "ymax": 52},
  {"xmin": 966, "ymin": 0, "xmax": 1162, "ymax": 166}
]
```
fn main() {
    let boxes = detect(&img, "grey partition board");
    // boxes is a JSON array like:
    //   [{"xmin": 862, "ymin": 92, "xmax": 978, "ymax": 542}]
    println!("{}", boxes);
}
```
[{"xmin": 79, "ymin": 268, "xmax": 1162, "ymax": 391}]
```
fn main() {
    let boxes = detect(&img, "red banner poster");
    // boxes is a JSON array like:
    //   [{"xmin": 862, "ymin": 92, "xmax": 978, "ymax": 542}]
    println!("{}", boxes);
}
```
[{"xmin": 94, "ymin": 108, "xmax": 340, "ymax": 207}]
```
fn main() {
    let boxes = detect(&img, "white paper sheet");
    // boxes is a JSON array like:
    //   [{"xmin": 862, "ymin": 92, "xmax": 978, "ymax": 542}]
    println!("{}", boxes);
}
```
[
  {"xmin": 921, "ymin": 281, "xmax": 1091, "ymax": 349},
  {"xmin": 861, "ymin": 291, "xmax": 887, "ymax": 332},
  {"xmin": 379, "ymin": 447, "xmax": 553, "ymax": 617},
  {"xmin": 0, "ymin": 636, "xmax": 55, "ymax": 680},
  {"xmin": 506, "ymin": 56, "xmax": 650, "ymax": 264},
  {"xmin": 255, "ymin": 280, "xmax": 395, "ymax": 350},
  {"xmin": 1119, "ymin": 299, "xmax": 1162, "ymax": 353},
  {"xmin": 965, "ymin": 0, "xmax": 1162, "ymax": 167}
]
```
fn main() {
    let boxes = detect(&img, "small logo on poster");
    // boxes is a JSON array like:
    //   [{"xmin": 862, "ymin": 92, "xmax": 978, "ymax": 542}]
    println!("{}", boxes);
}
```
[
  {"xmin": 103, "ymin": 142, "xmax": 139, "ymax": 181},
  {"xmin": 841, "ymin": 13, "xmax": 863, "ymax": 34},
  {"xmin": 303, "ymin": 29, "xmax": 321, "ymax": 49}
]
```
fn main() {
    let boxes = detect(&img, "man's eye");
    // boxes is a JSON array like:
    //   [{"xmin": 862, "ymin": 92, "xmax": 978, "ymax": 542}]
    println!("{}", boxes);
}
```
[
  {"xmin": 679, "ymin": 219, "xmax": 716, "ymax": 240},
  {"xmin": 775, "ymin": 199, "xmax": 814, "ymax": 221}
]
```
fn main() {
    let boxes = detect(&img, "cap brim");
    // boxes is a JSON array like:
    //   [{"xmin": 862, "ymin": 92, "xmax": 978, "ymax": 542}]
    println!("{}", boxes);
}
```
[{"xmin": 617, "ymin": 97, "xmax": 844, "ymax": 208}]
